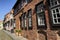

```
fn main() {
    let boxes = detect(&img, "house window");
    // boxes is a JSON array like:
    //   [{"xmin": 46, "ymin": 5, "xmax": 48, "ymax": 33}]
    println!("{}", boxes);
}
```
[
  {"xmin": 21, "ymin": 14, "xmax": 24, "ymax": 28},
  {"xmin": 37, "ymin": 13, "xmax": 45, "ymax": 25},
  {"xmin": 36, "ymin": 2, "xmax": 45, "ymax": 26},
  {"xmin": 28, "ymin": 9, "xmax": 32, "ymax": 29},
  {"xmin": 51, "ymin": 7, "xmax": 60, "ymax": 24},
  {"xmin": 49, "ymin": 0, "xmax": 60, "ymax": 24},
  {"xmin": 24, "ymin": 13, "xmax": 27, "ymax": 28},
  {"xmin": 48, "ymin": 0, "xmax": 60, "ymax": 29},
  {"xmin": 50, "ymin": 0, "xmax": 60, "ymax": 7},
  {"xmin": 13, "ymin": 19, "xmax": 16, "ymax": 27}
]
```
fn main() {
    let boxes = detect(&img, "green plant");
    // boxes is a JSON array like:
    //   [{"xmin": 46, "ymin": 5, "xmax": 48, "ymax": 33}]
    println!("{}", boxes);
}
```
[
  {"xmin": 19, "ymin": 30, "xmax": 22, "ymax": 33},
  {"xmin": 16, "ymin": 30, "xmax": 18, "ymax": 32},
  {"xmin": 15, "ymin": 29, "xmax": 22, "ymax": 33},
  {"xmin": 15, "ymin": 29, "xmax": 22, "ymax": 36}
]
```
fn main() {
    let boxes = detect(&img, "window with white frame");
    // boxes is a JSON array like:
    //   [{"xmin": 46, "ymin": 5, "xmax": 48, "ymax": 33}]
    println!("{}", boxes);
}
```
[
  {"xmin": 36, "ymin": 2, "xmax": 45, "ymax": 26},
  {"xmin": 50, "ymin": 0, "xmax": 60, "ymax": 7},
  {"xmin": 51, "ymin": 7, "xmax": 60, "ymax": 24},
  {"xmin": 28, "ymin": 9, "xmax": 32, "ymax": 27},
  {"xmin": 49, "ymin": 0, "xmax": 60, "ymax": 24},
  {"xmin": 37, "ymin": 13, "xmax": 45, "ymax": 25}
]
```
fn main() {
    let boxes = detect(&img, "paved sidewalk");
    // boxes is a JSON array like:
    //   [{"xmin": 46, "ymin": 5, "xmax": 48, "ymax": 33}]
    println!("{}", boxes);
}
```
[
  {"xmin": 3, "ymin": 30, "xmax": 28, "ymax": 40},
  {"xmin": 0, "ymin": 30, "xmax": 13, "ymax": 40}
]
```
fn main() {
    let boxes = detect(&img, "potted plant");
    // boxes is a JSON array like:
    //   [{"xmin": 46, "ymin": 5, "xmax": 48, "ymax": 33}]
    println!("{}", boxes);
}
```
[
  {"xmin": 15, "ymin": 29, "xmax": 19, "ymax": 36},
  {"xmin": 18, "ymin": 30, "xmax": 22, "ymax": 36},
  {"xmin": 15, "ymin": 29, "xmax": 22, "ymax": 36}
]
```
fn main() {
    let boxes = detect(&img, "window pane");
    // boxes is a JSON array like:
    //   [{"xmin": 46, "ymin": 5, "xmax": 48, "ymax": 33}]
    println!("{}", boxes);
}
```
[
  {"xmin": 29, "ymin": 18, "xmax": 31, "ymax": 27},
  {"xmin": 54, "ymin": 19, "xmax": 57, "ymax": 23},
  {"xmin": 58, "ymin": 18, "xmax": 60, "ymax": 22},
  {"xmin": 36, "ymin": 3, "xmax": 44, "ymax": 13},
  {"xmin": 56, "ymin": 8, "xmax": 59, "ymax": 12},
  {"xmin": 25, "ymin": 20, "xmax": 26, "ymax": 27},
  {"xmin": 50, "ymin": 0, "xmax": 59, "ymax": 7},
  {"xmin": 28, "ymin": 11, "xmax": 32, "ymax": 17},
  {"xmin": 22, "ymin": 21, "xmax": 23, "ymax": 27},
  {"xmin": 37, "ymin": 14, "xmax": 45, "ymax": 25},
  {"xmin": 57, "ymin": 13, "xmax": 60, "ymax": 17},
  {"xmin": 38, "ymin": 16, "xmax": 40, "ymax": 25},
  {"xmin": 53, "ymin": 14, "xmax": 56, "ymax": 18},
  {"xmin": 28, "ymin": 9, "xmax": 32, "ymax": 27},
  {"xmin": 42, "ymin": 17, "xmax": 45, "ymax": 25},
  {"xmin": 37, "ymin": 5, "xmax": 41, "ymax": 13},
  {"xmin": 24, "ymin": 15, "xmax": 26, "ymax": 27},
  {"xmin": 53, "ymin": 10, "xmax": 55, "ymax": 13},
  {"xmin": 54, "ymin": 1, "xmax": 57, "ymax": 5},
  {"xmin": 51, "ymin": 2, "xmax": 54, "ymax": 6}
]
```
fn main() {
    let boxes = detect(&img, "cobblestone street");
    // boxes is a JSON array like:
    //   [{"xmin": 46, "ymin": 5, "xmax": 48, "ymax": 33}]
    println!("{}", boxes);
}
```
[{"xmin": 0, "ymin": 30, "xmax": 13, "ymax": 40}]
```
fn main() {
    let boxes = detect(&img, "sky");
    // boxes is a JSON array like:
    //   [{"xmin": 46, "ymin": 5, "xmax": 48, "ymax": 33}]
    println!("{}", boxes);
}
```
[{"xmin": 0, "ymin": 0, "xmax": 17, "ymax": 20}]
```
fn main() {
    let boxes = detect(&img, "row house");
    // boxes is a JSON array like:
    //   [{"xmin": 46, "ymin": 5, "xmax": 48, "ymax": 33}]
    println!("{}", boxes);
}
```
[
  {"xmin": 0, "ymin": 20, "xmax": 3, "ymax": 30},
  {"xmin": 3, "ymin": 10, "xmax": 15, "ymax": 32},
  {"xmin": 12, "ymin": 0, "xmax": 60, "ymax": 40}
]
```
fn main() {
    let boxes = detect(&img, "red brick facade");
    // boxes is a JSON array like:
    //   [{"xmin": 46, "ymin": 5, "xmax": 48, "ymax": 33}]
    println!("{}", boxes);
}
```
[{"xmin": 13, "ymin": 0, "xmax": 60, "ymax": 40}]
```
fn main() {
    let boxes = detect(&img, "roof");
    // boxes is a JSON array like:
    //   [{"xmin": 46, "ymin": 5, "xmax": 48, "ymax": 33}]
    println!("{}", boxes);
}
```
[{"xmin": 13, "ymin": 0, "xmax": 20, "ymax": 9}]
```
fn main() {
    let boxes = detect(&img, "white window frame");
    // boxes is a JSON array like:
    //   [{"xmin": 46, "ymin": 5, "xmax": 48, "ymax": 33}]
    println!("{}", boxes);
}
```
[
  {"xmin": 50, "ymin": 0, "xmax": 60, "ymax": 7},
  {"xmin": 36, "ymin": 2, "xmax": 45, "ymax": 26},
  {"xmin": 37, "ymin": 13, "xmax": 45, "ymax": 26},
  {"xmin": 51, "ymin": 7, "xmax": 60, "ymax": 24}
]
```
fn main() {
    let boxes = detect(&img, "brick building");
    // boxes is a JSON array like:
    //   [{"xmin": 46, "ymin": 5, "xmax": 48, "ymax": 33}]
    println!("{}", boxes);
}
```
[
  {"xmin": 13, "ymin": 0, "xmax": 60, "ymax": 40},
  {"xmin": 3, "ymin": 10, "xmax": 15, "ymax": 32}
]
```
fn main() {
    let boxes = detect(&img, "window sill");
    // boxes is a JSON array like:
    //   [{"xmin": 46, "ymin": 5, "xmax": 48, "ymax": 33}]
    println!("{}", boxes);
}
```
[
  {"xmin": 51, "ymin": 24, "xmax": 60, "ymax": 30},
  {"xmin": 37, "ymin": 25, "xmax": 47, "ymax": 30},
  {"xmin": 28, "ymin": 27, "xmax": 32, "ymax": 30}
]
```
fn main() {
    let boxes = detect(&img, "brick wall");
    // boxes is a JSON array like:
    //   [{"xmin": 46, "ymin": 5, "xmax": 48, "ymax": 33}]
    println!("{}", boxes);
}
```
[{"xmin": 14, "ymin": 0, "xmax": 60, "ymax": 40}]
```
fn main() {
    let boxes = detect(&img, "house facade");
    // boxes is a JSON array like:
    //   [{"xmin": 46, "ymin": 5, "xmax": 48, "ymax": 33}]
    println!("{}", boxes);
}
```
[
  {"xmin": 12, "ymin": 0, "xmax": 60, "ymax": 40},
  {"xmin": 0, "ymin": 20, "xmax": 3, "ymax": 30},
  {"xmin": 3, "ymin": 10, "xmax": 15, "ymax": 32}
]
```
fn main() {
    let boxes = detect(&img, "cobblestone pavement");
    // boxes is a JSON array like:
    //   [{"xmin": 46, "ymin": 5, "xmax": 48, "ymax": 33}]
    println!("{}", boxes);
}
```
[
  {"xmin": 3, "ymin": 30, "xmax": 28, "ymax": 40},
  {"xmin": 0, "ymin": 30, "xmax": 13, "ymax": 40}
]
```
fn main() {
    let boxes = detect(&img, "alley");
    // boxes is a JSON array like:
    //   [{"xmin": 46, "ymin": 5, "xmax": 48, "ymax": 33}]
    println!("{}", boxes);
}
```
[{"xmin": 0, "ymin": 30, "xmax": 13, "ymax": 40}]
